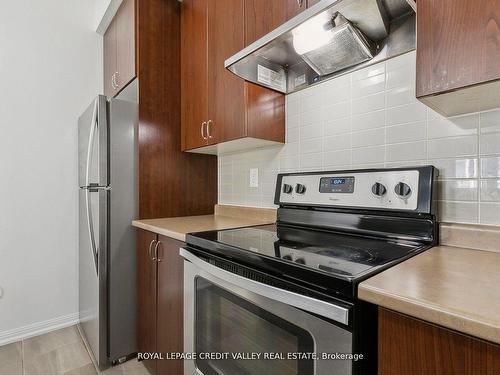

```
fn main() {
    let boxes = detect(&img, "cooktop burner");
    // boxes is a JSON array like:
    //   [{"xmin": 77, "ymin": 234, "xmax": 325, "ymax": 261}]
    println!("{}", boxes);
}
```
[{"xmin": 189, "ymin": 224, "xmax": 424, "ymax": 280}]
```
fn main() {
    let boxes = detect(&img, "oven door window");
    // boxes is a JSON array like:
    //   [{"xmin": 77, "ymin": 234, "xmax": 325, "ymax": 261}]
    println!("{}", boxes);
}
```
[{"xmin": 195, "ymin": 277, "xmax": 314, "ymax": 375}]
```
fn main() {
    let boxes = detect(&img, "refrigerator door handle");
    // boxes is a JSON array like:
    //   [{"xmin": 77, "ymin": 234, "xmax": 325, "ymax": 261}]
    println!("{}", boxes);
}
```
[
  {"xmin": 85, "ymin": 100, "xmax": 99, "ymax": 276},
  {"xmin": 85, "ymin": 100, "xmax": 98, "ymax": 187},
  {"xmin": 86, "ymin": 189, "xmax": 99, "ymax": 276}
]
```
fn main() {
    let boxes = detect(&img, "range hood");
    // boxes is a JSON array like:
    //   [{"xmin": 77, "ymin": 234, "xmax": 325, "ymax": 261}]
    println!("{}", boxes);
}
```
[{"xmin": 225, "ymin": 0, "xmax": 415, "ymax": 94}]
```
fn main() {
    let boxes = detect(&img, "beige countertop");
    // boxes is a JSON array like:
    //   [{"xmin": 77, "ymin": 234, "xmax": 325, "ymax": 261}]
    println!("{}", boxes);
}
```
[
  {"xmin": 358, "ymin": 245, "xmax": 500, "ymax": 345},
  {"xmin": 131, "ymin": 205, "xmax": 276, "ymax": 242}
]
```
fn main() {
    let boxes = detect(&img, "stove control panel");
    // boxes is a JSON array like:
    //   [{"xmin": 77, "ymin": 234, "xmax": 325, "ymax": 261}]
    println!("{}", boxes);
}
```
[{"xmin": 277, "ymin": 168, "xmax": 428, "ymax": 211}]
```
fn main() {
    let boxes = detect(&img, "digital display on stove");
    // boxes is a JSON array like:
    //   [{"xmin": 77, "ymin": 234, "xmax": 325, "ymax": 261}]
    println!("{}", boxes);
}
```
[{"xmin": 319, "ymin": 176, "xmax": 355, "ymax": 193}]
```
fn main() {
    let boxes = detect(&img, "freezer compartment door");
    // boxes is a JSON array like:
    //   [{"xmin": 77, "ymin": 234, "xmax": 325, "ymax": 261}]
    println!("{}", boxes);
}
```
[{"xmin": 78, "ymin": 96, "xmax": 109, "ymax": 188}]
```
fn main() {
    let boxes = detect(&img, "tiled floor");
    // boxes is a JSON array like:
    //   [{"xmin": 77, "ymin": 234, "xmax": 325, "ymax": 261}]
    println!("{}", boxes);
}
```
[{"xmin": 0, "ymin": 326, "xmax": 149, "ymax": 375}]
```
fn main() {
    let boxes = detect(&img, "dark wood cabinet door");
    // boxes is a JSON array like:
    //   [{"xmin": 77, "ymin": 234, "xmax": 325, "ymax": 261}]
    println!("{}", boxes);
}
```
[
  {"xmin": 286, "ymin": 0, "xmax": 307, "ymax": 20},
  {"xmin": 156, "ymin": 235, "xmax": 185, "ymax": 375},
  {"xmin": 115, "ymin": 0, "xmax": 136, "ymax": 92},
  {"xmin": 136, "ymin": 230, "xmax": 158, "ymax": 374},
  {"xmin": 379, "ymin": 308, "xmax": 500, "ymax": 375},
  {"xmin": 245, "ymin": 82, "xmax": 285, "ymax": 142},
  {"xmin": 181, "ymin": 0, "xmax": 209, "ymax": 151},
  {"xmin": 104, "ymin": 16, "xmax": 117, "ymax": 97},
  {"xmin": 207, "ymin": 0, "xmax": 246, "ymax": 144},
  {"xmin": 307, "ymin": 0, "xmax": 321, "ymax": 7},
  {"xmin": 244, "ymin": 0, "xmax": 288, "ymax": 45},
  {"xmin": 416, "ymin": 0, "xmax": 500, "ymax": 98}
]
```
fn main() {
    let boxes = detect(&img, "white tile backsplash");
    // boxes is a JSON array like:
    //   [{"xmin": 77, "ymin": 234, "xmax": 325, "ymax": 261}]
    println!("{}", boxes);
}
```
[
  {"xmin": 480, "ymin": 179, "xmax": 500, "ymax": 201},
  {"xmin": 428, "ymin": 135, "xmax": 478, "ymax": 159},
  {"xmin": 351, "ymin": 110, "xmax": 385, "ymax": 131},
  {"xmin": 481, "ymin": 156, "xmax": 500, "ymax": 178},
  {"xmin": 386, "ymin": 102, "xmax": 427, "ymax": 126},
  {"xmin": 479, "ymin": 203, "xmax": 500, "ymax": 225},
  {"xmin": 351, "ymin": 127, "xmax": 385, "ymax": 148},
  {"xmin": 386, "ymin": 121, "xmax": 426, "ymax": 143},
  {"xmin": 386, "ymin": 141, "xmax": 426, "ymax": 162},
  {"xmin": 480, "ymin": 132, "xmax": 500, "ymax": 155},
  {"xmin": 218, "ymin": 51, "xmax": 500, "ymax": 225}
]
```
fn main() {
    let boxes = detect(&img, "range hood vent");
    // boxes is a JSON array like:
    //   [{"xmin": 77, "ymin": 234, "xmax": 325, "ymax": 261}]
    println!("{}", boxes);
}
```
[{"xmin": 225, "ymin": 0, "xmax": 415, "ymax": 94}]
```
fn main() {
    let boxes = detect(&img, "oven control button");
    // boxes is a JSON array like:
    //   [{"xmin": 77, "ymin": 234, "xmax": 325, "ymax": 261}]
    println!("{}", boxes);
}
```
[
  {"xmin": 395, "ymin": 182, "xmax": 412, "ymax": 198},
  {"xmin": 282, "ymin": 184, "xmax": 293, "ymax": 194},
  {"xmin": 371, "ymin": 182, "xmax": 387, "ymax": 197},
  {"xmin": 295, "ymin": 258, "xmax": 306, "ymax": 264},
  {"xmin": 295, "ymin": 184, "xmax": 306, "ymax": 194}
]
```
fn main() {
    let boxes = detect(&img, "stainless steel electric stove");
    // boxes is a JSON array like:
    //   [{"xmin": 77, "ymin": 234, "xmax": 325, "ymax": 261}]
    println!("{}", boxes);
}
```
[{"xmin": 181, "ymin": 166, "xmax": 438, "ymax": 375}]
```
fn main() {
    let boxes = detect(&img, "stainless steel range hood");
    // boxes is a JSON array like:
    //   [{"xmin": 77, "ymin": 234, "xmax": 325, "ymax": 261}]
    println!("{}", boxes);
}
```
[{"xmin": 225, "ymin": 0, "xmax": 415, "ymax": 94}]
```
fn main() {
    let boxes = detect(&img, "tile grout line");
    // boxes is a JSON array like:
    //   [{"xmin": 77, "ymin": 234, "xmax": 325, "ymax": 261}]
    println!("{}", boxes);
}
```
[
  {"xmin": 478, "ymin": 112, "xmax": 482, "ymax": 223},
  {"xmin": 21, "ymin": 339, "xmax": 25, "ymax": 375},
  {"xmin": 384, "ymin": 59, "xmax": 388, "ymax": 167}
]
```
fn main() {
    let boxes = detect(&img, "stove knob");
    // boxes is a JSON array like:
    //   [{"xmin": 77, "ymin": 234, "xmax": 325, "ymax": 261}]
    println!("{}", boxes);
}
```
[
  {"xmin": 395, "ymin": 182, "xmax": 412, "ymax": 198},
  {"xmin": 282, "ymin": 184, "xmax": 293, "ymax": 194},
  {"xmin": 295, "ymin": 258, "xmax": 306, "ymax": 264},
  {"xmin": 371, "ymin": 182, "xmax": 387, "ymax": 197},
  {"xmin": 295, "ymin": 184, "xmax": 306, "ymax": 194},
  {"xmin": 282, "ymin": 255, "xmax": 293, "ymax": 261}
]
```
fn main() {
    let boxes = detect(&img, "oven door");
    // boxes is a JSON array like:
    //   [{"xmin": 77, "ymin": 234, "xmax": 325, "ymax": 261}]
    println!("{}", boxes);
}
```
[{"xmin": 181, "ymin": 248, "xmax": 353, "ymax": 375}]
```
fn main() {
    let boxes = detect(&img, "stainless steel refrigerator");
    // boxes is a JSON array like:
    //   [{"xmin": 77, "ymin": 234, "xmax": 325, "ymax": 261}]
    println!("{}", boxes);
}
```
[{"xmin": 78, "ymin": 82, "xmax": 138, "ymax": 370}]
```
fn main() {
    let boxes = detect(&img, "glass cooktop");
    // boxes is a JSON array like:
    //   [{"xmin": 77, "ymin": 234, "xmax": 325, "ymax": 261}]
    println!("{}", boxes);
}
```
[{"xmin": 188, "ymin": 224, "xmax": 424, "ymax": 280}]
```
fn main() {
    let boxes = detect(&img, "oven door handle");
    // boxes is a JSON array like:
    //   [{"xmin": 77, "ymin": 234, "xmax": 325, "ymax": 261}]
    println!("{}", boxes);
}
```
[{"xmin": 180, "ymin": 248, "xmax": 350, "ymax": 326}]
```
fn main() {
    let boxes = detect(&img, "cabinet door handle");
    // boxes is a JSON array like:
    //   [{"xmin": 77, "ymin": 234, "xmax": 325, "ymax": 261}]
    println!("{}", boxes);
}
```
[
  {"xmin": 207, "ymin": 120, "xmax": 213, "ymax": 139},
  {"xmin": 111, "ymin": 73, "xmax": 117, "ymax": 89},
  {"xmin": 114, "ymin": 71, "xmax": 120, "ymax": 89},
  {"xmin": 201, "ymin": 121, "xmax": 208, "ymax": 140},
  {"xmin": 148, "ymin": 240, "xmax": 157, "ymax": 261},
  {"xmin": 154, "ymin": 241, "xmax": 162, "ymax": 262},
  {"xmin": 297, "ymin": 0, "xmax": 304, "ymax": 7}
]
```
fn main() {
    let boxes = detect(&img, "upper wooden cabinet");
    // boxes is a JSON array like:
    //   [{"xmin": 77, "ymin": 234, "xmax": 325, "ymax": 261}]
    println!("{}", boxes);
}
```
[
  {"xmin": 285, "ymin": 0, "xmax": 308, "ymax": 21},
  {"xmin": 245, "ymin": 0, "xmax": 284, "ymax": 45},
  {"xmin": 244, "ymin": 0, "xmax": 315, "ymax": 45},
  {"xmin": 416, "ymin": 0, "xmax": 500, "ymax": 116},
  {"xmin": 181, "ymin": 0, "xmax": 285, "ymax": 154},
  {"xmin": 207, "ymin": 0, "xmax": 247, "ymax": 145},
  {"xmin": 103, "ymin": 0, "xmax": 136, "ymax": 97}
]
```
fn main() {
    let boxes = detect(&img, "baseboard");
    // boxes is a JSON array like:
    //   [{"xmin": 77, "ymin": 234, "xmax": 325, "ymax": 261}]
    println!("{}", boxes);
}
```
[{"xmin": 0, "ymin": 312, "xmax": 79, "ymax": 346}]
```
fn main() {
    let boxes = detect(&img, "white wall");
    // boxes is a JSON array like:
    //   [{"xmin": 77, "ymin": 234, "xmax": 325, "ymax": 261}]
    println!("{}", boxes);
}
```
[
  {"xmin": 0, "ymin": 0, "xmax": 102, "ymax": 343},
  {"xmin": 219, "ymin": 51, "xmax": 500, "ymax": 225},
  {"xmin": 94, "ymin": 0, "xmax": 112, "ymax": 29}
]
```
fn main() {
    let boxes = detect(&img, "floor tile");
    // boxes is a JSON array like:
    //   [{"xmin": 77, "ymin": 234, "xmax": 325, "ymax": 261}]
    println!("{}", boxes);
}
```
[
  {"xmin": 56, "ymin": 341, "xmax": 93, "ymax": 373},
  {"xmin": 24, "ymin": 326, "xmax": 81, "ymax": 359},
  {"xmin": 24, "ymin": 341, "xmax": 92, "ymax": 375},
  {"xmin": 0, "ymin": 341, "xmax": 22, "ymax": 367},
  {"xmin": 1, "ymin": 326, "xmax": 146, "ymax": 375},
  {"xmin": 62, "ymin": 363, "xmax": 98, "ymax": 375},
  {"xmin": 99, "ymin": 359, "xmax": 149, "ymax": 375},
  {"xmin": 0, "ymin": 360, "xmax": 23, "ymax": 375},
  {"xmin": 24, "ymin": 350, "xmax": 59, "ymax": 375}
]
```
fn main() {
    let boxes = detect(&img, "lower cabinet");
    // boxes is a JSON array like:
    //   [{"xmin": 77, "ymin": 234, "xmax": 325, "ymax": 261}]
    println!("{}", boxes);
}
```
[
  {"xmin": 379, "ymin": 308, "xmax": 500, "ymax": 375},
  {"xmin": 136, "ymin": 229, "xmax": 184, "ymax": 375}
]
